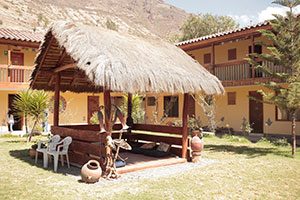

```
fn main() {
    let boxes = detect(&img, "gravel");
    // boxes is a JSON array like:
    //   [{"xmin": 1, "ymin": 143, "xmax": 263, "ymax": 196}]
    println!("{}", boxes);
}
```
[{"xmin": 65, "ymin": 158, "xmax": 217, "ymax": 186}]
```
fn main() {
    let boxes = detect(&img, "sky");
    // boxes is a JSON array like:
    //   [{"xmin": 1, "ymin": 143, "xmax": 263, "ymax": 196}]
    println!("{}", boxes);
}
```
[{"xmin": 165, "ymin": 0, "xmax": 300, "ymax": 26}]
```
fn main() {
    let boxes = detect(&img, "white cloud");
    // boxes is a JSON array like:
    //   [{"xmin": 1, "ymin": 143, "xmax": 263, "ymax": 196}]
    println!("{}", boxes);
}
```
[
  {"xmin": 258, "ymin": 5, "xmax": 300, "ymax": 22},
  {"xmin": 229, "ymin": 14, "xmax": 257, "ymax": 26}
]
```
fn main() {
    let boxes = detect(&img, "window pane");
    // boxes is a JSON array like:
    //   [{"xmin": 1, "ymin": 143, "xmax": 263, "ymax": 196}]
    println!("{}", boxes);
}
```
[
  {"xmin": 163, "ymin": 96, "xmax": 179, "ymax": 117},
  {"xmin": 277, "ymin": 107, "xmax": 300, "ymax": 121}
]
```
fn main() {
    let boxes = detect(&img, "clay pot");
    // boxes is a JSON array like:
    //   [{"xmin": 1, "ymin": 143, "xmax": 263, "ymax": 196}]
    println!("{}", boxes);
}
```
[
  {"xmin": 191, "ymin": 134, "xmax": 204, "ymax": 153},
  {"xmin": 28, "ymin": 148, "xmax": 36, "ymax": 158},
  {"xmin": 81, "ymin": 160, "xmax": 102, "ymax": 183}
]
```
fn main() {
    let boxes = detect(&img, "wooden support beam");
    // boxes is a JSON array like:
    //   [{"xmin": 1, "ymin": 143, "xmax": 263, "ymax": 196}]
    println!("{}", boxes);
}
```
[
  {"xmin": 104, "ymin": 90, "xmax": 112, "ymax": 135},
  {"xmin": 181, "ymin": 93, "xmax": 189, "ymax": 159},
  {"xmin": 54, "ymin": 63, "xmax": 76, "ymax": 73},
  {"xmin": 53, "ymin": 73, "xmax": 61, "ymax": 126},
  {"xmin": 251, "ymin": 35, "xmax": 255, "ymax": 78},
  {"xmin": 212, "ymin": 43, "xmax": 215, "ymax": 74},
  {"xmin": 126, "ymin": 93, "xmax": 134, "ymax": 128}
]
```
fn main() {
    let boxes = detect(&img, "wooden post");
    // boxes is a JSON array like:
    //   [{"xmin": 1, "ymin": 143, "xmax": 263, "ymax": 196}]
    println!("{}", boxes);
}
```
[
  {"xmin": 53, "ymin": 73, "xmax": 60, "ymax": 126},
  {"xmin": 104, "ymin": 90, "xmax": 112, "ymax": 134},
  {"xmin": 126, "ymin": 93, "xmax": 134, "ymax": 128},
  {"xmin": 212, "ymin": 44, "xmax": 215, "ymax": 74},
  {"xmin": 181, "ymin": 93, "xmax": 189, "ymax": 159},
  {"xmin": 251, "ymin": 35, "xmax": 255, "ymax": 78}
]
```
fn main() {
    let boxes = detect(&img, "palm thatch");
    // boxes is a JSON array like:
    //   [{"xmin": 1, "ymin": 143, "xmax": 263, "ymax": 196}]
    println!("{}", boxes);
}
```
[{"xmin": 31, "ymin": 21, "xmax": 224, "ymax": 95}]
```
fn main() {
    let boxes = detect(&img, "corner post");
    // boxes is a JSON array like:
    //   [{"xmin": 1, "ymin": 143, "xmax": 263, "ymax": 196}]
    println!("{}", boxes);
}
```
[
  {"xmin": 251, "ymin": 35, "xmax": 255, "ymax": 78},
  {"xmin": 104, "ymin": 90, "xmax": 112, "ymax": 134},
  {"xmin": 181, "ymin": 93, "xmax": 189, "ymax": 159},
  {"xmin": 53, "ymin": 73, "xmax": 61, "ymax": 126},
  {"xmin": 126, "ymin": 93, "xmax": 134, "ymax": 129}
]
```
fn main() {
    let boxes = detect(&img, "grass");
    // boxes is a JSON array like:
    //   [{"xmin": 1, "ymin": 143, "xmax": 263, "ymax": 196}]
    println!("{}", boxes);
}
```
[{"xmin": 0, "ymin": 134, "xmax": 300, "ymax": 200}]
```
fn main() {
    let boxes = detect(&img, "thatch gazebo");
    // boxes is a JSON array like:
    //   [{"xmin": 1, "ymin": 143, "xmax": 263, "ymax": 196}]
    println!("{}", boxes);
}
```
[{"xmin": 30, "ymin": 21, "xmax": 224, "ymax": 173}]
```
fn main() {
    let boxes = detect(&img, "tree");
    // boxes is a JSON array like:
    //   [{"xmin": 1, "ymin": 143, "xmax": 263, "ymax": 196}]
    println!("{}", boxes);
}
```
[
  {"xmin": 178, "ymin": 14, "xmax": 239, "ymax": 42},
  {"xmin": 13, "ymin": 89, "xmax": 49, "ymax": 142},
  {"xmin": 248, "ymin": 0, "xmax": 300, "ymax": 156}
]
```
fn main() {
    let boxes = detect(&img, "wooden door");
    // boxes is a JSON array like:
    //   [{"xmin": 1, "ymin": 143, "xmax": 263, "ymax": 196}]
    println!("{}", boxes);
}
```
[
  {"xmin": 11, "ymin": 52, "xmax": 24, "ymax": 65},
  {"xmin": 87, "ymin": 96, "xmax": 99, "ymax": 124},
  {"xmin": 249, "ymin": 91, "xmax": 263, "ymax": 133},
  {"xmin": 8, "ymin": 94, "xmax": 23, "ymax": 130}
]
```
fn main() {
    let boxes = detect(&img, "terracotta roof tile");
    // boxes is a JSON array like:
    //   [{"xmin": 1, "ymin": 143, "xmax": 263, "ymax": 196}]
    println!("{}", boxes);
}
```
[
  {"xmin": 175, "ymin": 21, "xmax": 270, "ymax": 46},
  {"xmin": 0, "ymin": 28, "xmax": 43, "ymax": 43}
]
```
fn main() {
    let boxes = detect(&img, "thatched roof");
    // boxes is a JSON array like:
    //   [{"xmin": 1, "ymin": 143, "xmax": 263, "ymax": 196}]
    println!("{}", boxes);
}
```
[{"xmin": 30, "ymin": 21, "xmax": 224, "ymax": 95}]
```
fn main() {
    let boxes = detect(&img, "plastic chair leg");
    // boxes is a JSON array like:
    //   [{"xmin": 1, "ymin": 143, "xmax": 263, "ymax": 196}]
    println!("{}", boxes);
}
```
[
  {"xmin": 43, "ymin": 152, "xmax": 48, "ymax": 168},
  {"xmin": 53, "ymin": 154, "xmax": 58, "ymax": 172},
  {"xmin": 35, "ymin": 151, "xmax": 38, "ymax": 164},
  {"xmin": 66, "ymin": 154, "xmax": 70, "ymax": 168},
  {"xmin": 60, "ymin": 155, "xmax": 64, "ymax": 166}
]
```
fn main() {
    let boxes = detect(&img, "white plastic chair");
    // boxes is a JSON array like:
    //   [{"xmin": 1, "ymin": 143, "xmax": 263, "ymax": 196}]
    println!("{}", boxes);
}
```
[
  {"xmin": 35, "ymin": 135, "xmax": 61, "ymax": 168},
  {"xmin": 47, "ymin": 136, "xmax": 72, "ymax": 172}
]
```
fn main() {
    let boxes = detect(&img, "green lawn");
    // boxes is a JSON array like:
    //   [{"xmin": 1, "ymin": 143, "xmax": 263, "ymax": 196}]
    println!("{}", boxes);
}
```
[{"xmin": 0, "ymin": 134, "xmax": 299, "ymax": 200}]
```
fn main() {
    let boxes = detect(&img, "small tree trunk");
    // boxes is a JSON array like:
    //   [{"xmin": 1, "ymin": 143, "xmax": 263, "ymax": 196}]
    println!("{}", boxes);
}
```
[
  {"xmin": 291, "ymin": 112, "xmax": 296, "ymax": 157},
  {"xmin": 24, "ymin": 114, "xmax": 28, "ymax": 134},
  {"xmin": 27, "ymin": 119, "xmax": 38, "ymax": 142}
]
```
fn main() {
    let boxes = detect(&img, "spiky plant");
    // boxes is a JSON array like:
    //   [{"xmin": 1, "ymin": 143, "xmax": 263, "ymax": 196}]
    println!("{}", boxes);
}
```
[
  {"xmin": 13, "ymin": 90, "xmax": 33, "ymax": 134},
  {"xmin": 13, "ymin": 89, "xmax": 49, "ymax": 142}
]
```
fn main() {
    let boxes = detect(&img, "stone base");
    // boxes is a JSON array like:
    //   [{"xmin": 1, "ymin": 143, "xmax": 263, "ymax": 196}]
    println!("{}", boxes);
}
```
[
  {"xmin": 192, "ymin": 155, "xmax": 201, "ymax": 163},
  {"xmin": 192, "ymin": 151, "xmax": 201, "ymax": 163}
]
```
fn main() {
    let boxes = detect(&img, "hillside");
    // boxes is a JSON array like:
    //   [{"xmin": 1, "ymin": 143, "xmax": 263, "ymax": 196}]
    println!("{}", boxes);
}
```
[{"xmin": 0, "ymin": 0, "xmax": 189, "ymax": 39}]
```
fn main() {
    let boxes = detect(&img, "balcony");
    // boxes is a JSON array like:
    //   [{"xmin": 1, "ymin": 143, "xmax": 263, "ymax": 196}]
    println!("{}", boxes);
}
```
[
  {"xmin": 212, "ymin": 61, "xmax": 288, "ymax": 87},
  {"xmin": 0, "ymin": 65, "xmax": 33, "ymax": 90}
]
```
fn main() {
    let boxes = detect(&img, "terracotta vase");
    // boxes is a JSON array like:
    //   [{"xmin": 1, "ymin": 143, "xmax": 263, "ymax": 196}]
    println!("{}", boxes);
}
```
[
  {"xmin": 28, "ymin": 148, "xmax": 36, "ymax": 158},
  {"xmin": 81, "ymin": 160, "xmax": 102, "ymax": 183},
  {"xmin": 191, "ymin": 131, "xmax": 204, "ymax": 153}
]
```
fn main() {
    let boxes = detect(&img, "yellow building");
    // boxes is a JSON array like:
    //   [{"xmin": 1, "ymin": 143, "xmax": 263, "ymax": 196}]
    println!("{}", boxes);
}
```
[
  {"xmin": 0, "ymin": 28, "xmax": 115, "ymax": 132},
  {"xmin": 145, "ymin": 22, "xmax": 300, "ymax": 138}
]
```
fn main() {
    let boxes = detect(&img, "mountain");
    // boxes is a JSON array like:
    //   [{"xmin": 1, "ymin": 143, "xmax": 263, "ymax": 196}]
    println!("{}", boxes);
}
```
[{"xmin": 0, "ymin": 0, "xmax": 189, "ymax": 39}]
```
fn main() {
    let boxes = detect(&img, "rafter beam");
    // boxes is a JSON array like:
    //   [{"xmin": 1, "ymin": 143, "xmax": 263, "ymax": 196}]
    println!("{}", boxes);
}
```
[
  {"xmin": 54, "ymin": 63, "xmax": 77, "ymax": 73},
  {"xmin": 48, "ymin": 75, "xmax": 55, "ymax": 86},
  {"xmin": 56, "ymin": 49, "xmax": 67, "ymax": 67},
  {"xmin": 31, "ymin": 36, "xmax": 54, "ymax": 87}
]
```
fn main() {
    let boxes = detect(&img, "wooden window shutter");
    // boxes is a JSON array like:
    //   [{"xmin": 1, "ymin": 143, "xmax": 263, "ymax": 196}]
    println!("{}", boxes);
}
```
[
  {"xmin": 203, "ymin": 53, "xmax": 211, "ymax": 64},
  {"xmin": 228, "ymin": 48, "xmax": 237, "ymax": 61},
  {"xmin": 147, "ymin": 96, "xmax": 156, "ymax": 106},
  {"xmin": 227, "ymin": 92, "xmax": 236, "ymax": 105}
]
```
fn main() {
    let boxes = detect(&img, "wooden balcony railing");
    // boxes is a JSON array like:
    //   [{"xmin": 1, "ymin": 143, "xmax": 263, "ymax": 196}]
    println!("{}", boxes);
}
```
[
  {"xmin": 0, "ymin": 65, "xmax": 33, "ymax": 83},
  {"xmin": 213, "ymin": 60, "xmax": 288, "ymax": 83}
]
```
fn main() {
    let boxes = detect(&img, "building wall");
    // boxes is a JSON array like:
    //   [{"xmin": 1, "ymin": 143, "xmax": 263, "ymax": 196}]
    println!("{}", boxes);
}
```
[
  {"xmin": 0, "ymin": 44, "xmax": 37, "ymax": 66},
  {"xmin": 144, "ymin": 87, "xmax": 300, "ymax": 136},
  {"xmin": 187, "ymin": 35, "xmax": 271, "ymax": 66}
]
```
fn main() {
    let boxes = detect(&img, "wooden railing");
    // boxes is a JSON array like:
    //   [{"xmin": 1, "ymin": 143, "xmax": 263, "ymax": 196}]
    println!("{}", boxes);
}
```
[
  {"xmin": 0, "ymin": 65, "xmax": 33, "ymax": 83},
  {"xmin": 213, "ymin": 60, "xmax": 288, "ymax": 82}
]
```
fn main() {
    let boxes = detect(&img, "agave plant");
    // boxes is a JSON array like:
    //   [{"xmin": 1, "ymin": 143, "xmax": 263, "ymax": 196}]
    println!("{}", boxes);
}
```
[
  {"xmin": 13, "ymin": 89, "xmax": 49, "ymax": 142},
  {"xmin": 12, "ymin": 90, "xmax": 33, "ymax": 134}
]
